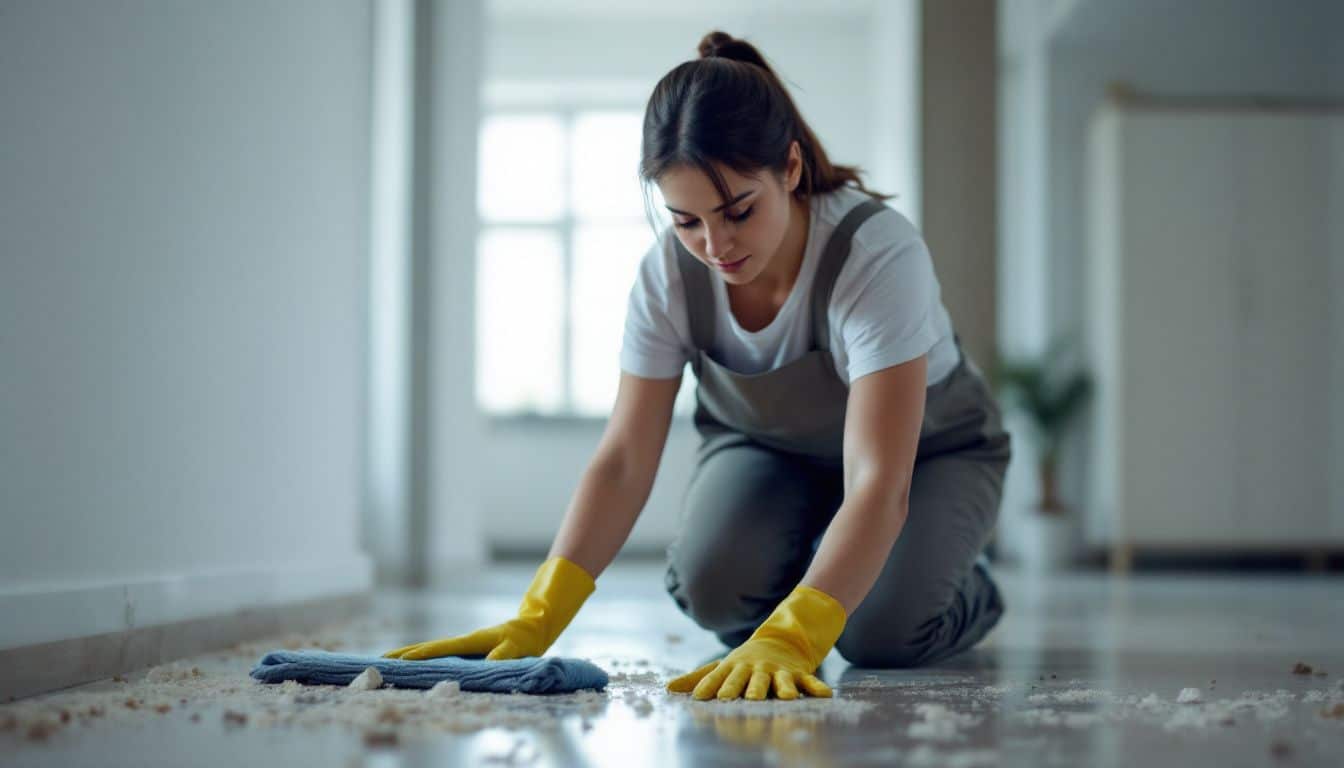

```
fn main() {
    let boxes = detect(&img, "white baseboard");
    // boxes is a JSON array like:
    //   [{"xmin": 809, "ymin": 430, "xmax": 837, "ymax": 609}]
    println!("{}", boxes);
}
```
[{"xmin": 0, "ymin": 555, "xmax": 374, "ymax": 652}]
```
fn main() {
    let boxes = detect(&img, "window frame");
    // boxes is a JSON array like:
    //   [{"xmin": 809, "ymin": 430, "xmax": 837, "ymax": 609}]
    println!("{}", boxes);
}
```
[{"xmin": 477, "ymin": 101, "xmax": 658, "ymax": 423}]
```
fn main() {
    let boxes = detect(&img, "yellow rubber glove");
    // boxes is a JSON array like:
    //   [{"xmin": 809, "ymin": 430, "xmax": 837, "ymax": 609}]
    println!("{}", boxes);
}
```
[
  {"xmin": 381, "ymin": 556, "xmax": 595, "ymax": 661},
  {"xmin": 666, "ymin": 584, "xmax": 847, "ymax": 701}
]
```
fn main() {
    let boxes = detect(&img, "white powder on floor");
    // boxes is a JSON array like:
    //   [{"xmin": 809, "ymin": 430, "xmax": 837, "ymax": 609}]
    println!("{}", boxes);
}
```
[
  {"xmin": 609, "ymin": 671, "xmax": 661, "ymax": 686},
  {"xmin": 1159, "ymin": 690, "xmax": 1295, "ymax": 731},
  {"xmin": 905, "ymin": 744, "xmax": 1000, "ymax": 767},
  {"xmin": 1, "ymin": 628, "xmax": 880, "ymax": 750},
  {"xmin": 683, "ymin": 696, "xmax": 873, "ymax": 723},
  {"xmin": 906, "ymin": 703, "xmax": 983, "ymax": 741},
  {"xmin": 1015, "ymin": 708, "xmax": 1106, "ymax": 728},
  {"xmin": 1003, "ymin": 686, "xmax": 1319, "ymax": 734},
  {"xmin": 427, "ymin": 680, "xmax": 460, "ymax": 699},
  {"xmin": 1134, "ymin": 693, "xmax": 1166, "ymax": 712},
  {"xmin": 1176, "ymin": 688, "xmax": 1203, "ymax": 704},
  {"xmin": 348, "ymin": 667, "xmax": 383, "ymax": 691},
  {"xmin": 876, "ymin": 678, "xmax": 1020, "ymax": 704},
  {"xmin": 1303, "ymin": 685, "xmax": 1344, "ymax": 703},
  {"xmin": 1027, "ymin": 689, "xmax": 1116, "ymax": 706},
  {"xmin": 6, "ymin": 613, "xmax": 1337, "ymax": 751},
  {"xmin": 0, "ymin": 656, "xmax": 615, "ymax": 746},
  {"xmin": 145, "ymin": 664, "xmax": 204, "ymax": 684}
]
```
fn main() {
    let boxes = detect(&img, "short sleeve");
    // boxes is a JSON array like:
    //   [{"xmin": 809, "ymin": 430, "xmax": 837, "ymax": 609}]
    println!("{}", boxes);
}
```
[
  {"xmin": 619, "ymin": 236, "xmax": 691, "ymax": 379},
  {"xmin": 836, "ymin": 236, "xmax": 941, "ymax": 383}
]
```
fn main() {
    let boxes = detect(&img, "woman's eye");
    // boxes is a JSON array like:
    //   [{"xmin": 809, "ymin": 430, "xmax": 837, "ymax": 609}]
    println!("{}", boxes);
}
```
[{"xmin": 674, "ymin": 206, "xmax": 753, "ymax": 230}]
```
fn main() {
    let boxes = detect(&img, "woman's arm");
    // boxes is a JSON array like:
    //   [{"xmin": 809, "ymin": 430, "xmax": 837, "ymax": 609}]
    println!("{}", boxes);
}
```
[
  {"xmin": 547, "ymin": 371, "xmax": 682, "ymax": 579},
  {"xmin": 666, "ymin": 355, "xmax": 928, "ymax": 699},
  {"xmin": 801, "ymin": 354, "xmax": 927, "ymax": 613},
  {"xmin": 382, "ymin": 372, "xmax": 679, "ymax": 663}
]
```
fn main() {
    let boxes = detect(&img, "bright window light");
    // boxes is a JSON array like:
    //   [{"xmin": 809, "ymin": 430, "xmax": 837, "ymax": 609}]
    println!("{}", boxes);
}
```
[
  {"xmin": 477, "ymin": 105, "xmax": 687, "ymax": 418},
  {"xmin": 571, "ymin": 112, "xmax": 646, "ymax": 220},
  {"xmin": 571, "ymin": 224, "xmax": 652, "ymax": 415},
  {"xmin": 478, "ymin": 114, "xmax": 565, "ymax": 223},
  {"xmin": 476, "ymin": 229, "xmax": 565, "ymax": 414}
]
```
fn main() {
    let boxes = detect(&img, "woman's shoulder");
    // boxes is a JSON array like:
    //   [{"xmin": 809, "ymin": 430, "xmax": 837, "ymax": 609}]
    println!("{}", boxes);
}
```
[{"xmin": 815, "ymin": 186, "xmax": 922, "ymax": 255}]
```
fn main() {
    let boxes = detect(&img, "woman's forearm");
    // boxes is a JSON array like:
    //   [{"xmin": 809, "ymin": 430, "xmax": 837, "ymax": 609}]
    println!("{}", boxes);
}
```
[
  {"xmin": 800, "ymin": 480, "xmax": 910, "ymax": 614},
  {"xmin": 546, "ymin": 455, "xmax": 654, "ymax": 580}
]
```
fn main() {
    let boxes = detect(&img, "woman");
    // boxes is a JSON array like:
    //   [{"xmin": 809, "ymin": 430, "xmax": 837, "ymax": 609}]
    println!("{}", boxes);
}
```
[{"xmin": 384, "ymin": 31, "xmax": 1011, "ymax": 702}]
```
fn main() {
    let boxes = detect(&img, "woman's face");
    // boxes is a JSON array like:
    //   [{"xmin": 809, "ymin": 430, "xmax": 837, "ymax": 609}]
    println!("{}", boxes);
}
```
[{"xmin": 656, "ymin": 142, "xmax": 804, "ymax": 288}]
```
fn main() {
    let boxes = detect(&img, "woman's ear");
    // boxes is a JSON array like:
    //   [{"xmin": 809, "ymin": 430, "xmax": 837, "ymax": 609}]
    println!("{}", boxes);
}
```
[{"xmin": 784, "ymin": 140, "xmax": 803, "ymax": 193}]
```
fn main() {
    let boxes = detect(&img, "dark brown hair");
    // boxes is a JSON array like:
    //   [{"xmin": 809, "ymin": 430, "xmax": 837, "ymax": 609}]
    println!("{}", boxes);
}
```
[{"xmin": 639, "ymin": 30, "xmax": 891, "ymax": 224}]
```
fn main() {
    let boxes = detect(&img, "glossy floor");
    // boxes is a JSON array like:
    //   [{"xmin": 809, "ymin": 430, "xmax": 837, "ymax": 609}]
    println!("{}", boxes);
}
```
[{"xmin": 3, "ymin": 563, "xmax": 1343, "ymax": 767}]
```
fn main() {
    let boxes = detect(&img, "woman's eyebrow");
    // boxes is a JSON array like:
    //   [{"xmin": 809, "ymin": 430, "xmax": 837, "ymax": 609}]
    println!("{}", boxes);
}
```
[{"xmin": 665, "ymin": 190, "xmax": 755, "ymax": 216}]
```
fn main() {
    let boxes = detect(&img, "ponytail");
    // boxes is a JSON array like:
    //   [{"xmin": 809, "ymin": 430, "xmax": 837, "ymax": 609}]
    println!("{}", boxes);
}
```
[{"xmin": 640, "ymin": 30, "xmax": 892, "ymax": 212}]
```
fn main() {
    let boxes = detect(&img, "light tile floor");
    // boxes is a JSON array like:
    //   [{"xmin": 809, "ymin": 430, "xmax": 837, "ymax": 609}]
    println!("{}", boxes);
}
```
[{"xmin": 3, "ymin": 563, "xmax": 1343, "ymax": 767}]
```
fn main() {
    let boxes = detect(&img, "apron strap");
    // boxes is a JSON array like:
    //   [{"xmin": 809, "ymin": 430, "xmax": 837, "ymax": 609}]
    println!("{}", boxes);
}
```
[
  {"xmin": 810, "ymin": 197, "xmax": 888, "ymax": 352},
  {"xmin": 672, "ymin": 195, "xmax": 889, "ymax": 354},
  {"xmin": 673, "ymin": 237, "xmax": 715, "ymax": 352}
]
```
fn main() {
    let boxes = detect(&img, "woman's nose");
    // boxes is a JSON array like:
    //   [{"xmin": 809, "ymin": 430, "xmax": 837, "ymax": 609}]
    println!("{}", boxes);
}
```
[{"xmin": 704, "ymin": 225, "xmax": 734, "ymax": 261}]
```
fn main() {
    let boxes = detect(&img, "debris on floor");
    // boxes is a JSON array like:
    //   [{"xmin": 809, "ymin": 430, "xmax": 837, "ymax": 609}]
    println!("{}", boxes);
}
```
[
  {"xmin": 347, "ymin": 667, "xmax": 383, "ymax": 691},
  {"xmin": 427, "ymin": 680, "xmax": 461, "ymax": 699},
  {"xmin": 904, "ymin": 744, "xmax": 1001, "ymax": 768},
  {"xmin": 5, "ymin": 609, "xmax": 1344, "ymax": 762},
  {"xmin": 906, "ymin": 702, "xmax": 983, "ymax": 741},
  {"xmin": 1177, "ymin": 687, "xmax": 1203, "ymax": 704},
  {"xmin": 0, "ymin": 623, "xmax": 877, "ymax": 750},
  {"xmin": 683, "ymin": 696, "xmax": 874, "ymax": 723}
]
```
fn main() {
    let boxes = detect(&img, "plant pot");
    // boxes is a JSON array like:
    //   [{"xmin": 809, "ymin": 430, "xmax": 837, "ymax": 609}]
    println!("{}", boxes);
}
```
[{"xmin": 1019, "ymin": 507, "xmax": 1080, "ymax": 572}]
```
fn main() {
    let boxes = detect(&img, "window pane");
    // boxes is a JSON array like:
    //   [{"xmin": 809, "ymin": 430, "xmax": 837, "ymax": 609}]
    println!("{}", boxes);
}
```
[
  {"xmin": 570, "ymin": 223, "xmax": 653, "ymax": 416},
  {"xmin": 571, "ymin": 112, "xmax": 646, "ymax": 220},
  {"xmin": 477, "ymin": 228, "xmax": 564, "ymax": 413},
  {"xmin": 479, "ymin": 114, "xmax": 565, "ymax": 222}
]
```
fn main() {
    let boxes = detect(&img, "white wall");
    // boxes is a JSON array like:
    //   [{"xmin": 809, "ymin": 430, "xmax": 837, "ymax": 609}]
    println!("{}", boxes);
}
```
[
  {"xmin": 0, "ymin": 0, "xmax": 373, "ymax": 649},
  {"xmin": 1333, "ymin": 1, "xmax": 1344, "ymax": 538},
  {"xmin": 1333, "ymin": 120, "xmax": 1344, "ymax": 537},
  {"xmin": 366, "ymin": 0, "xmax": 417, "ymax": 586},
  {"xmin": 422, "ymin": 0, "xmax": 491, "ymax": 577},
  {"xmin": 477, "ymin": 4, "xmax": 917, "ymax": 552},
  {"xmin": 995, "ymin": 0, "xmax": 1054, "ymax": 560},
  {"xmin": 1049, "ymin": 0, "xmax": 1344, "ymax": 533},
  {"xmin": 996, "ymin": 0, "xmax": 1344, "ymax": 553}
]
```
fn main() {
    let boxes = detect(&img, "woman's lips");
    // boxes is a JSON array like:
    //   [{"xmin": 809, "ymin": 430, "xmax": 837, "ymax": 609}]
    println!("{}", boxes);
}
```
[{"xmin": 713, "ymin": 254, "xmax": 750, "ymax": 272}]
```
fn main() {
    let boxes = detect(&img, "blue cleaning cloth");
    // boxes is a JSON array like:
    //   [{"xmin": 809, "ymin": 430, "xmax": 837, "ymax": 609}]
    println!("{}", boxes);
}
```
[{"xmin": 250, "ymin": 649, "xmax": 608, "ymax": 695}]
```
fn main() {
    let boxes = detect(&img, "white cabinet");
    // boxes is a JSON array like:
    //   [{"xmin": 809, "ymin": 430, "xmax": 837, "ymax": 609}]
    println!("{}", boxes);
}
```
[{"xmin": 1085, "ymin": 103, "xmax": 1343, "ymax": 560}]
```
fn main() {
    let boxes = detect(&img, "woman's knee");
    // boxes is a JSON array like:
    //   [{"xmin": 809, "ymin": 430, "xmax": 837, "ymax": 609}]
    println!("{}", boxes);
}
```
[
  {"xmin": 834, "ymin": 568, "xmax": 1005, "ymax": 668},
  {"xmin": 833, "ymin": 615, "xmax": 941, "ymax": 668},
  {"xmin": 665, "ymin": 544, "xmax": 786, "ymax": 633}
]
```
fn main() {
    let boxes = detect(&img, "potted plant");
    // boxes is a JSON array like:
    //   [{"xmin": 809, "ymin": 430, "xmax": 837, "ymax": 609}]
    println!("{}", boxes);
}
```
[{"xmin": 993, "ymin": 340, "xmax": 1093, "ymax": 571}]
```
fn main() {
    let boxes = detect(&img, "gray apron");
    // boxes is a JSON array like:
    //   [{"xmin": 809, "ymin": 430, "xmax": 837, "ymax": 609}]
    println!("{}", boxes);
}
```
[{"xmin": 665, "ymin": 197, "xmax": 1012, "ymax": 667}]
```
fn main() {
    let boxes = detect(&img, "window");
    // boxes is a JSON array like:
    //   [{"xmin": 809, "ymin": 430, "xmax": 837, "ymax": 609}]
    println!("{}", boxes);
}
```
[{"xmin": 476, "ymin": 107, "xmax": 692, "ymax": 418}]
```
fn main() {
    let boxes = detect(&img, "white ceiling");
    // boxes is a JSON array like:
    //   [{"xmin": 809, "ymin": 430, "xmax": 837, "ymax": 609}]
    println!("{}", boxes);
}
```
[
  {"xmin": 487, "ymin": 0, "xmax": 878, "ymax": 20},
  {"xmin": 1050, "ymin": 0, "xmax": 1344, "ymax": 46}
]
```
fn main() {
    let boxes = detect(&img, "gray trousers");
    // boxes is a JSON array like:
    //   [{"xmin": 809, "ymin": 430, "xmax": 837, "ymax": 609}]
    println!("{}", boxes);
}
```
[{"xmin": 664, "ymin": 356, "xmax": 1011, "ymax": 668}]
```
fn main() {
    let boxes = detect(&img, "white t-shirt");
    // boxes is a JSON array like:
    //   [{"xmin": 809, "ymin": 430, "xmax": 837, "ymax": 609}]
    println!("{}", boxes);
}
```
[{"xmin": 619, "ymin": 185, "xmax": 960, "ymax": 387}]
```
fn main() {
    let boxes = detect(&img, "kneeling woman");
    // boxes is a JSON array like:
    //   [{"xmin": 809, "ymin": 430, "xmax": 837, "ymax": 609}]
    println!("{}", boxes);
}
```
[{"xmin": 385, "ymin": 31, "xmax": 1012, "ymax": 701}]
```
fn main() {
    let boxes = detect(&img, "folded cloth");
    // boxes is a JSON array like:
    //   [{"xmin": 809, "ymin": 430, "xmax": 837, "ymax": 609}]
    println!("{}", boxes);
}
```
[{"xmin": 250, "ymin": 649, "xmax": 607, "ymax": 694}]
